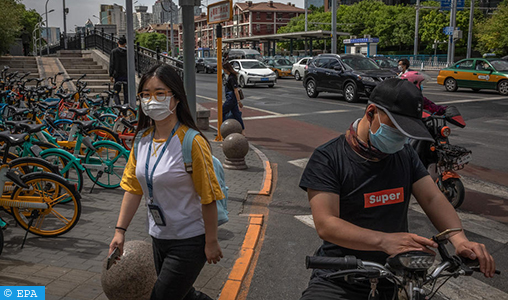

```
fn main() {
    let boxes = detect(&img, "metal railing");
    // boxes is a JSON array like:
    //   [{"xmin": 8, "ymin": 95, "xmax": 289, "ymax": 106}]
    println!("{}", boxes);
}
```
[{"xmin": 48, "ymin": 29, "xmax": 184, "ymax": 78}]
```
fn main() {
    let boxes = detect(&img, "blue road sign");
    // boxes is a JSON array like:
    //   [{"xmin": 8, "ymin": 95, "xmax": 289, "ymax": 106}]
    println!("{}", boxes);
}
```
[
  {"xmin": 441, "ymin": 0, "xmax": 464, "ymax": 11},
  {"xmin": 443, "ymin": 26, "xmax": 454, "ymax": 35}
]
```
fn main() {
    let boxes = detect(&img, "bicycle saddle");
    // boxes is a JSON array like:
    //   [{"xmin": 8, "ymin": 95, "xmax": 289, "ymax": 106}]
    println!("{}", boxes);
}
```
[
  {"xmin": 88, "ymin": 98, "xmax": 104, "ymax": 106},
  {"xmin": 19, "ymin": 123, "xmax": 46, "ymax": 134},
  {"xmin": 55, "ymin": 93, "xmax": 73, "ymax": 100},
  {"xmin": 72, "ymin": 120, "xmax": 96, "ymax": 130},
  {"xmin": 0, "ymin": 131, "xmax": 29, "ymax": 146},
  {"xmin": 69, "ymin": 108, "xmax": 89, "ymax": 116},
  {"xmin": 113, "ymin": 104, "xmax": 133, "ymax": 113},
  {"xmin": 7, "ymin": 106, "xmax": 30, "ymax": 116}
]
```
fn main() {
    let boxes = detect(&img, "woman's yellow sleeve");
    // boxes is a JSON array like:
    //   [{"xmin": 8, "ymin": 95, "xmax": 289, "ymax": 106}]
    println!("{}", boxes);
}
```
[
  {"xmin": 120, "ymin": 149, "xmax": 143, "ymax": 195},
  {"xmin": 191, "ymin": 135, "xmax": 225, "ymax": 204}
]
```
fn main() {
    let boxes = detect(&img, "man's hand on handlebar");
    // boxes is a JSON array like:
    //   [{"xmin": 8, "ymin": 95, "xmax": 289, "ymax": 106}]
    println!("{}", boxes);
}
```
[
  {"xmin": 380, "ymin": 232, "xmax": 438, "ymax": 256},
  {"xmin": 454, "ymin": 240, "xmax": 496, "ymax": 278}
]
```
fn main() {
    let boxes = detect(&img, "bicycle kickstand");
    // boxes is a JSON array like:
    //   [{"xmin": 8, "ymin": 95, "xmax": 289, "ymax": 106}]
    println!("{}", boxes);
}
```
[
  {"xmin": 21, "ymin": 210, "xmax": 39, "ymax": 249},
  {"xmin": 89, "ymin": 170, "xmax": 104, "ymax": 194}
]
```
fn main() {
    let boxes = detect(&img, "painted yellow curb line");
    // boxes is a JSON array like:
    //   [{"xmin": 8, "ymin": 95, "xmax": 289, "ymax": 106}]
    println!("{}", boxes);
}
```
[{"xmin": 218, "ymin": 214, "xmax": 264, "ymax": 300}]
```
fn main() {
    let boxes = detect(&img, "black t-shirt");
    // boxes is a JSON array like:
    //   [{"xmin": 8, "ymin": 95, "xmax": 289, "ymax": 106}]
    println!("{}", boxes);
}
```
[
  {"xmin": 299, "ymin": 134, "xmax": 428, "ymax": 265},
  {"xmin": 225, "ymin": 74, "xmax": 238, "ymax": 93}
]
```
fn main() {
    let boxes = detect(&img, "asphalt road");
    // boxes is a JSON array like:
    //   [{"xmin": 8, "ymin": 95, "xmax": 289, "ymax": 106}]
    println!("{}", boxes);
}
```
[{"xmin": 194, "ymin": 72, "xmax": 508, "ymax": 300}]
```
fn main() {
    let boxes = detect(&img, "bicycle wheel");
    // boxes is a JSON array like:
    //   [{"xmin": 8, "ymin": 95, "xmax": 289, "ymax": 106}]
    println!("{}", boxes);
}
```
[
  {"xmin": 10, "ymin": 172, "xmax": 81, "ymax": 237},
  {"xmin": 86, "ymin": 127, "xmax": 120, "ymax": 144},
  {"xmin": 40, "ymin": 152, "xmax": 84, "ymax": 193},
  {"xmin": 84, "ymin": 143, "xmax": 128, "ymax": 189},
  {"xmin": 98, "ymin": 113, "xmax": 117, "ymax": 129},
  {"xmin": 47, "ymin": 119, "xmax": 73, "ymax": 142},
  {"xmin": 120, "ymin": 126, "xmax": 136, "ymax": 151}
]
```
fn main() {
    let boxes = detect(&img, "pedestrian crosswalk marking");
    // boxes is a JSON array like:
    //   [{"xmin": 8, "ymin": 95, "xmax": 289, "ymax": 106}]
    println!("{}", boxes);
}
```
[{"xmin": 210, "ymin": 109, "xmax": 350, "ymax": 122}]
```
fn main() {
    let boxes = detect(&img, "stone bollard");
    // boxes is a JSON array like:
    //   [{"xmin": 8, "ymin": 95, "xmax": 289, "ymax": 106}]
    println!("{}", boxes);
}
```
[
  {"xmin": 196, "ymin": 103, "xmax": 210, "ymax": 131},
  {"xmin": 101, "ymin": 240, "xmax": 157, "ymax": 300},
  {"xmin": 222, "ymin": 133, "xmax": 249, "ymax": 170},
  {"xmin": 220, "ymin": 119, "xmax": 243, "ymax": 138}
]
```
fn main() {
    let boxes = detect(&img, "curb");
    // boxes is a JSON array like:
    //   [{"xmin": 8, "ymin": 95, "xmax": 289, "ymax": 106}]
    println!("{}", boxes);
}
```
[
  {"xmin": 247, "ymin": 144, "xmax": 272, "ymax": 196},
  {"xmin": 218, "ymin": 214, "xmax": 264, "ymax": 300}
]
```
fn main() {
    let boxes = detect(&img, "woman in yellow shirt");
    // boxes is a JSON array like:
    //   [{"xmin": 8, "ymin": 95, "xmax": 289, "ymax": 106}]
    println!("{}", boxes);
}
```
[{"xmin": 109, "ymin": 64, "xmax": 224, "ymax": 300}]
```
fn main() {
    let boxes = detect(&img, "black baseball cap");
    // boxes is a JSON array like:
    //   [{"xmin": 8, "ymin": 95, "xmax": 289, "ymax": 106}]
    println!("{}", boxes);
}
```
[{"xmin": 369, "ymin": 78, "xmax": 433, "ymax": 142}]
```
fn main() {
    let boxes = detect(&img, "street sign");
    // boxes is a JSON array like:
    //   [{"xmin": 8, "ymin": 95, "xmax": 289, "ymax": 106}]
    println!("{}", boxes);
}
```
[
  {"xmin": 443, "ymin": 26, "xmax": 454, "ymax": 35},
  {"xmin": 207, "ymin": 0, "xmax": 233, "ymax": 24},
  {"xmin": 343, "ymin": 37, "xmax": 380, "ymax": 44},
  {"xmin": 441, "ymin": 0, "xmax": 464, "ymax": 11}
]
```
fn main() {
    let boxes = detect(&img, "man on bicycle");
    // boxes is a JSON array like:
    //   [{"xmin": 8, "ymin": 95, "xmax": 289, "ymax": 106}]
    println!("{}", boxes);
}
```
[{"xmin": 299, "ymin": 78, "xmax": 495, "ymax": 300}]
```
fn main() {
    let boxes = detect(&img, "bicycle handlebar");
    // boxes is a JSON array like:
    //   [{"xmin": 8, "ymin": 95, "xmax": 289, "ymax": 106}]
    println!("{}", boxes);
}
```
[{"xmin": 306, "ymin": 255, "xmax": 359, "ymax": 270}]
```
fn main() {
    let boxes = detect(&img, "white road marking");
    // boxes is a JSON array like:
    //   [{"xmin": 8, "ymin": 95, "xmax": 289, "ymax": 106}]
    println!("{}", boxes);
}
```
[
  {"xmin": 210, "ymin": 109, "xmax": 350, "ymax": 122},
  {"xmin": 461, "ymin": 176, "xmax": 508, "ymax": 199},
  {"xmin": 485, "ymin": 118, "xmax": 508, "ymax": 126},
  {"xmin": 436, "ymin": 277, "xmax": 508, "ymax": 300},
  {"xmin": 288, "ymin": 158, "xmax": 310, "ymax": 169},
  {"xmin": 197, "ymin": 94, "xmax": 281, "ymax": 116},
  {"xmin": 438, "ymin": 96, "xmax": 508, "ymax": 105},
  {"xmin": 294, "ymin": 215, "xmax": 315, "ymax": 229}
]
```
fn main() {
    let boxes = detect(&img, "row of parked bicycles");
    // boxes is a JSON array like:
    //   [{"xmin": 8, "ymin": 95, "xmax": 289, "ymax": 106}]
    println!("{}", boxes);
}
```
[{"xmin": 0, "ymin": 66, "xmax": 137, "ymax": 253}]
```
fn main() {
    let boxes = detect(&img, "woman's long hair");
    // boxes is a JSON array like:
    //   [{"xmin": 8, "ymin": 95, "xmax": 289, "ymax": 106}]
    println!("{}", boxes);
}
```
[
  {"xmin": 222, "ymin": 62, "xmax": 238, "ymax": 77},
  {"xmin": 135, "ymin": 64, "xmax": 209, "ymax": 145}
]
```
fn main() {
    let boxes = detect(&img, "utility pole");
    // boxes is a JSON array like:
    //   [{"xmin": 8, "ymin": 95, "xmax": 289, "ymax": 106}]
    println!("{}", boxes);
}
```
[
  {"xmin": 304, "ymin": 0, "xmax": 308, "ymax": 31},
  {"xmin": 180, "ymin": 0, "xmax": 199, "ymax": 120},
  {"xmin": 126, "ymin": 0, "xmax": 136, "ymax": 107},
  {"xmin": 447, "ymin": 0, "xmax": 457, "ymax": 65},
  {"xmin": 63, "ymin": 0, "xmax": 67, "ymax": 49},
  {"xmin": 466, "ymin": 0, "xmax": 474, "ymax": 58},
  {"xmin": 414, "ymin": 0, "xmax": 420, "ymax": 56},
  {"xmin": 331, "ymin": 0, "xmax": 337, "ymax": 54},
  {"xmin": 45, "ymin": 0, "xmax": 50, "ymax": 55}
]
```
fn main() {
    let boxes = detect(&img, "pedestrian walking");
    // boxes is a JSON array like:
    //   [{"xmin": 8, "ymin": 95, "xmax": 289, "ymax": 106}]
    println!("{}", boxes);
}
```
[
  {"xmin": 397, "ymin": 58, "xmax": 410, "ymax": 76},
  {"xmin": 109, "ymin": 36, "xmax": 128, "ymax": 105},
  {"xmin": 21, "ymin": 27, "xmax": 30, "ymax": 57},
  {"xmin": 108, "ymin": 64, "xmax": 224, "ymax": 300},
  {"xmin": 222, "ymin": 62, "xmax": 245, "ymax": 134},
  {"xmin": 299, "ymin": 78, "xmax": 495, "ymax": 300}
]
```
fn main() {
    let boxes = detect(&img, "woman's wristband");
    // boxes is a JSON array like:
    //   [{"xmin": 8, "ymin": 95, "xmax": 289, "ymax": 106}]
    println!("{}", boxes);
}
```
[{"xmin": 115, "ymin": 226, "xmax": 127, "ymax": 232}]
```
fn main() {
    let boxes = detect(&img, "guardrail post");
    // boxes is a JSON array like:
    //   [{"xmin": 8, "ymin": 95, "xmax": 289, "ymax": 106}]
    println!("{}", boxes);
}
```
[{"xmin": 101, "ymin": 28, "xmax": 105, "ymax": 51}]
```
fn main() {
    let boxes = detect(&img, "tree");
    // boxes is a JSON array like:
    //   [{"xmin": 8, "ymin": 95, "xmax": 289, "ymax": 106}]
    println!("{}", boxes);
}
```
[
  {"xmin": 0, "ymin": 0, "xmax": 24, "ymax": 54},
  {"xmin": 475, "ymin": 0, "xmax": 508, "ymax": 55},
  {"xmin": 135, "ymin": 32, "xmax": 168, "ymax": 52}
]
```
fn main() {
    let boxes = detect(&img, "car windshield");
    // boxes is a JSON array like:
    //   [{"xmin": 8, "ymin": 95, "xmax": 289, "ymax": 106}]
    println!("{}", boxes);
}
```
[
  {"xmin": 489, "ymin": 59, "xmax": 508, "ymax": 71},
  {"xmin": 241, "ymin": 61, "xmax": 267, "ymax": 69},
  {"xmin": 204, "ymin": 58, "xmax": 216, "ymax": 63},
  {"xmin": 275, "ymin": 59, "xmax": 292, "ymax": 66},
  {"xmin": 376, "ymin": 59, "xmax": 398, "ymax": 68},
  {"xmin": 341, "ymin": 57, "xmax": 381, "ymax": 70},
  {"xmin": 245, "ymin": 54, "xmax": 262, "ymax": 60}
]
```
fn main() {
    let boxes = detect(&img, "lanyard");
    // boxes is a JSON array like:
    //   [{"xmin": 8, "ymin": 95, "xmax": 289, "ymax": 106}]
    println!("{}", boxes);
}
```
[{"xmin": 145, "ymin": 122, "xmax": 179, "ymax": 203}]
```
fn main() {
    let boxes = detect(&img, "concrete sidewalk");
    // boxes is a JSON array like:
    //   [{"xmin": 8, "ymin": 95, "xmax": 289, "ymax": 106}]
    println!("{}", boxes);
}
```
[{"xmin": 0, "ymin": 129, "xmax": 266, "ymax": 300}]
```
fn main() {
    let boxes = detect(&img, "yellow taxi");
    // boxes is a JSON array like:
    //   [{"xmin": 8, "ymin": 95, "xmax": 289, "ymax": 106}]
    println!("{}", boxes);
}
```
[
  {"xmin": 263, "ymin": 58, "xmax": 293, "ymax": 78},
  {"xmin": 437, "ymin": 58, "xmax": 508, "ymax": 95}
]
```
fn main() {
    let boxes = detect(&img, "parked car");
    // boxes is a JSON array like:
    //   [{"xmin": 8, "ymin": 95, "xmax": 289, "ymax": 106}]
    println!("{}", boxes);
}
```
[
  {"xmin": 371, "ymin": 56, "xmax": 399, "ymax": 74},
  {"xmin": 229, "ymin": 59, "xmax": 277, "ymax": 88},
  {"xmin": 227, "ymin": 49, "xmax": 263, "ymax": 61},
  {"xmin": 196, "ymin": 57, "xmax": 217, "ymax": 73},
  {"xmin": 303, "ymin": 54, "xmax": 396, "ymax": 102},
  {"xmin": 437, "ymin": 58, "xmax": 508, "ymax": 95},
  {"xmin": 291, "ymin": 57, "xmax": 312, "ymax": 81},
  {"xmin": 263, "ymin": 58, "xmax": 293, "ymax": 78}
]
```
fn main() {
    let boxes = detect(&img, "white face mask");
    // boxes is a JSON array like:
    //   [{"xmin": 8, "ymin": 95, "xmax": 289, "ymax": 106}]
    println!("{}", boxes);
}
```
[{"xmin": 141, "ymin": 95, "xmax": 177, "ymax": 121}]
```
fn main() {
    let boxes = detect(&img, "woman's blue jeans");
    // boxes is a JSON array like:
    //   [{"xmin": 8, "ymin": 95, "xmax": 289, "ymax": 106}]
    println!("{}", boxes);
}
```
[{"xmin": 223, "ymin": 91, "xmax": 245, "ymax": 129}]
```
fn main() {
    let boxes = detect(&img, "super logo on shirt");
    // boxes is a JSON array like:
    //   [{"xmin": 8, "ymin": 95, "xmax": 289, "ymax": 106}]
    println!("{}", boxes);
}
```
[{"xmin": 364, "ymin": 187, "xmax": 404, "ymax": 208}]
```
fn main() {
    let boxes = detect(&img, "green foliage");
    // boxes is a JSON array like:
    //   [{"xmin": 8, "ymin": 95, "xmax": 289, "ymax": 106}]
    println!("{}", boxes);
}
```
[
  {"xmin": 135, "ymin": 32, "xmax": 168, "ymax": 52},
  {"xmin": 475, "ymin": 0, "xmax": 508, "ymax": 55},
  {"xmin": 276, "ymin": 0, "xmax": 487, "ymax": 55},
  {"xmin": 0, "ymin": 0, "xmax": 25, "ymax": 54}
]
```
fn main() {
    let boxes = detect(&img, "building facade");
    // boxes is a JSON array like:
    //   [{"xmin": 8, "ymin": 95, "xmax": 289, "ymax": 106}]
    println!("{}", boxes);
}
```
[
  {"xmin": 137, "ymin": 23, "xmax": 180, "ymax": 54},
  {"xmin": 153, "ymin": 0, "xmax": 179, "ymax": 24},
  {"xmin": 134, "ymin": 6, "xmax": 153, "ymax": 30},
  {"xmin": 99, "ymin": 4, "xmax": 126, "ymax": 37},
  {"xmin": 41, "ymin": 27, "xmax": 61, "ymax": 46}
]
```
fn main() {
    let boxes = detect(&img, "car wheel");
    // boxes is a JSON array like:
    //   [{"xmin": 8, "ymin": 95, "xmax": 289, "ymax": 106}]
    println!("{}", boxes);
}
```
[
  {"xmin": 471, "ymin": 88, "xmax": 481, "ymax": 92},
  {"xmin": 344, "ymin": 82, "xmax": 359, "ymax": 103},
  {"xmin": 239, "ymin": 76, "xmax": 246, "ymax": 88},
  {"xmin": 497, "ymin": 80, "xmax": 508, "ymax": 95},
  {"xmin": 305, "ymin": 79, "xmax": 319, "ymax": 98},
  {"xmin": 268, "ymin": 84, "xmax": 274, "ymax": 88},
  {"xmin": 444, "ymin": 78, "xmax": 458, "ymax": 92},
  {"xmin": 294, "ymin": 71, "xmax": 301, "ymax": 81},
  {"xmin": 196, "ymin": 67, "xmax": 199, "ymax": 73}
]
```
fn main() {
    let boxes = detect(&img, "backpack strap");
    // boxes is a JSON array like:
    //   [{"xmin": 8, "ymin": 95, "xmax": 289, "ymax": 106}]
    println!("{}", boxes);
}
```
[
  {"xmin": 133, "ymin": 127, "xmax": 150, "ymax": 160},
  {"xmin": 182, "ymin": 128, "xmax": 200, "ymax": 173}
]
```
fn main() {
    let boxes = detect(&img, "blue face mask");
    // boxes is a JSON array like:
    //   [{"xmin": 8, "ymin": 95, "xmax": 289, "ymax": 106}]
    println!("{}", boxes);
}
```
[{"xmin": 369, "ymin": 113, "xmax": 409, "ymax": 154}]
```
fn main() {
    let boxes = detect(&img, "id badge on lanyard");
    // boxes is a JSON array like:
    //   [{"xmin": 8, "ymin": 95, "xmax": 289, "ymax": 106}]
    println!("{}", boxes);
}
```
[{"xmin": 145, "ymin": 123, "xmax": 179, "ymax": 227}]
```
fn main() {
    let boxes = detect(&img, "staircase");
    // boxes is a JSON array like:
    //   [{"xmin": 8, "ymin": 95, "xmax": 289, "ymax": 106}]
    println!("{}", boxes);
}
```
[
  {"xmin": 57, "ymin": 51, "xmax": 111, "ymax": 94},
  {"xmin": 0, "ymin": 56, "xmax": 40, "ymax": 79}
]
